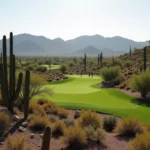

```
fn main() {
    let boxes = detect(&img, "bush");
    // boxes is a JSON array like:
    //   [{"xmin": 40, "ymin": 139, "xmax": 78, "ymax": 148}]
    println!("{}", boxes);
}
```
[
  {"xmin": 4, "ymin": 135, "xmax": 31, "ymax": 150},
  {"xmin": 29, "ymin": 101, "xmax": 46, "ymax": 116},
  {"xmin": 0, "ymin": 112, "xmax": 11, "ymax": 136},
  {"xmin": 64, "ymin": 118, "xmax": 75, "ymax": 127},
  {"xmin": 52, "ymin": 120, "xmax": 66, "ymax": 135},
  {"xmin": 61, "ymin": 126, "xmax": 87, "ymax": 149},
  {"xmin": 60, "ymin": 65, "xmax": 67, "ymax": 74},
  {"xmin": 34, "ymin": 66, "xmax": 47, "ymax": 72},
  {"xmin": 103, "ymin": 116, "xmax": 117, "ymax": 132},
  {"xmin": 115, "ymin": 118, "xmax": 143, "ymax": 137},
  {"xmin": 57, "ymin": 108, "xmax": 69, "ymax": 118},
  {"xmin": 47, "ymin": 114, "xmax": 58, "ymax": 123},
  {"xmin": 84, "ymin": 125, "xmax": 105, "ymax": 142},
  {"xmin": 128, "ymin": 132, "xmax": 150, "ymax": 150},
  {"xmin": 146, "ymin": 122, "xmax": 150, "ymax": 132},
  {"xmin": 130, "ymin": 71, "xmax": 150, "ymax": 97},
  {"xmin": 29, "ymin": 115, "xmax": 50, "ymax": 130},
  {"xmin": 42, "ymin": 101, "xmax": 58, "ymax": 114},
  {"xmin": 123, "ymin": 60, "xmax": 132, "ymax": 68},
  {"xmin": 78, "ymin": 110, "xmax": 102, "ymax": 129},
  {"xmin": 100, "ymin": 66, "xmax": 124, "ymax": 86}
]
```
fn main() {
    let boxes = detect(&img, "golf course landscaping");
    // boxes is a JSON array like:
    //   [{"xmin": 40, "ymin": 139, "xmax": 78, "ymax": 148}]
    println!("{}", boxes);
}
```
[
  {"xmin": 41, "ymin": 64, "xmax": 60, "ymax": 70},
  {"xmin": 34, "ymin": 75, "xmax": 150, "ymax": 123}
]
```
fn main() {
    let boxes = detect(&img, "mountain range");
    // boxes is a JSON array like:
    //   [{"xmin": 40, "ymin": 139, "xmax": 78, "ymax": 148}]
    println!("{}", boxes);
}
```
[{"xmin": 0, "ymin": 33, "xmax": 149, "ymax": 57}]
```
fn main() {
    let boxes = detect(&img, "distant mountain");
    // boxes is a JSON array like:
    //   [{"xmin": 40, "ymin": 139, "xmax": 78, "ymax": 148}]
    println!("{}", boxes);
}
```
[
  {"xmin": 72, "ymin": 45, "xmax": 124, "ymax": 57},
  {"xmin": 0, "ymin": 33, "xmax": 149, "ymax": 56}
]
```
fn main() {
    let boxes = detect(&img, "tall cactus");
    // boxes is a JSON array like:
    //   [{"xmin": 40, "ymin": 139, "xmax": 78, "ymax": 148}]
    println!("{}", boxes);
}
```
[
  {"xmin": 100, "ymin": 52, "xmax": 103, "ymax": 68},
  {"xmin": 112, "ymin": 56, "xmax": 114, "ymax": 66},
  {"xmin": 97, "ymin": 53, "xmax": 100, "ymax": 69},
  {"xmin": 49, "ymin": 58, "xmax": 51, "ymax": 72},
  {"xmin": 129, "ymin": 46, "xmax": 132, "ymax": 59},
  {"xmin": 24, "ymin": 70, "xmax": 30, "ymax": 119},
  {"xmin": 41, "ymin": 125, "xmax": 51, "ymax": 150},
  {"xmin": 143, "ymin": 46, "xmax": 147, "ymax": 71},
  {"xmin": 83, "ymin": 53, "xmax": 87, "ymax": 73},
  {"xmin": 0, "ymin": 32, "xmax": 23, "ymax": 113}
]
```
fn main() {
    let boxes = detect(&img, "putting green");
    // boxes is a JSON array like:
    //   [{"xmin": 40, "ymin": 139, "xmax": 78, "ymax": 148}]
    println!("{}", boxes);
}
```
[
  {"xmin": 41, "ymin": 64, "xmax": 60, "ymax": 70},
  {"xmin": 35, "ymin": 75, "xmax": 150, "ymax": 123}
]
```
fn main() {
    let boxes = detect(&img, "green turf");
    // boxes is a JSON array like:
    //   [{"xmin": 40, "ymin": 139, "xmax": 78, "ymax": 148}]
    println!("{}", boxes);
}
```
[
  {"xmin": 34, "ymin": 75, "xmax": 150, "ymax": 123},
  {"xmin": 41, "ymin": 64, "xmax": 60, "ymax": 70}
]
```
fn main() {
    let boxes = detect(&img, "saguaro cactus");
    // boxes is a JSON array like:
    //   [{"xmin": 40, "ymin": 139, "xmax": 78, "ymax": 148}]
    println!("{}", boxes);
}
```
[
  {"xmin": 143, "ymin": 46, "xmax": 147, "ymax": 71},
  {"xmin": 83, "ymin": 53, "xmax": 87, "ymax": 73},
  {"xmin": 0, "ymin": 32, "xmax": 23, "ymax": 113},
  {"xmin": 129, "ymin": 46, "xmax": 132, "ymax": 59},
  {"xmin": 41, "ymin": 125, "xmax": 52, "ymax": 150},
  {"xmin": 100, "ymin": 52, "xmax": 103, "ymax": 68},
  {"xmin": 24, "ymin": 70, "xmax": 30, "ymax": 119},
  {"xmin": 97, "ymin": 53, "xmax": 100, "ymax": 69}
]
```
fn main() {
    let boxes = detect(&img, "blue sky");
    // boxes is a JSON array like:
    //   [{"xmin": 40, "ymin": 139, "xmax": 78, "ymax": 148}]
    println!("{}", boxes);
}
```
[{"xmin": 0, "ymin": 0, "xmax": 150, "ymax": 41}]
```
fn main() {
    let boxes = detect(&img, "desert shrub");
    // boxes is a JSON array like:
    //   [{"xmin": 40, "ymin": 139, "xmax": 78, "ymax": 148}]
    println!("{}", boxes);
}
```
[
  {"xmin": 0, "ymin": 112, "xmax": 11, "ymax": 136},
  {"xmin": 57, "ymin": 108, "xmax": 69, "ymax": 118},
  {"xmin": 47, "ymin": 114, "xmax": 58, "ymax": 123},
  {"xmin": 60, "ymin": 65, "xmax": 67, "ymax": 74},
  {"xmin": 130, "ymin": 71, "xmax": 150, "ymax": 97},
  {"xmin": 29, "ymin": 101, "xmax": 46, "ymax": 116},
  {"xmin": 13, "ymin": 107, "xmax": 20, "ymax": 115},
  {"xmin": 52, "ymin": 120, "xmax": 66, "ymax": 135},
  {"xmin": 84, "ymin": 125, "xmax": 105, "ymax": 142},
  {"xmin": 4, "ymin": 135, "xmax": 31, "ymax": 150},
  {"xmin": 61, "ymin": 126, "xmax": 87, "ymax": 149},
  {"xmin": 68, "ymin": 62, "xmax": 74, "ymax": 67},
  {"xmin": 100, "ymin": 66, "xmax": 124, "ymax": 86},
  {"xmin": 29, "ymin": 115, "xmax": 50, "ymax": 130},
  {"xmin": 115, "ymin": 118, "xmax": 143, "ymax": 137},
  {"xmin": 42, "ymin": 101, "xmax": 58, "ymax": 114},
  {"xmin": 64, "ymin": 118, "xmax": 76, "ymax": 127},
  {"xmin": 146, "ymin": 122, "xmax": 150, "ymax": 132},
  {"xmin": 37, "ymin": 98, "xmax": 48, "ymax": 105},
  {"xmin": 112, "ymin": 59, "xmax": 122, "ymax": 67},
  {"xmin": 34, "ymin": 66, "xmax": 47, "ymax": 72},
  {"xmin": 123, "ymin": 60, "xmax": 132, "ymax": 67},
  {"xmin": 128, "ymin": 132, "xmax": 150, "ymax": 150},
  {"xmin": 26, "ymin": 64, "xmax": 37, "ymax": 71},
  {"xmin": 78, "ymin": 110, "xmax": 102, "ymax": 129},
  {"xmin": 103, "ymin": 116, "xmax": 117, "ymax": 132}
]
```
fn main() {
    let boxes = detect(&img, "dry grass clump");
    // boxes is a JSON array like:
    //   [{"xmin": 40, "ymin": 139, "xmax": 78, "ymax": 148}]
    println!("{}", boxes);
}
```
[
  {"xmin": 0, "ymin": 112, "xmax": 11, "ymax": 136},
  {"xmin": 146, "ymin": 122, "xmax": 150, "ymax": 132},
  {"xmin": 63, "ymin": 118, "xmax": 75, "ymax": 127},
  {"xmin": 13, "ymin": 107, "xmax": 20, "ymax": 115},
  {"xmin": 57, "ymin": 108, "xmax": 69, "ymax": 118},
  {"xmin": 115, "ymin": 118, "xmax": 144, "ymax": 137},
  {"xmin": 78, "ymin": 110, "xmax": 102, "ymax": 129},
  {"xmin": 37, "ymin": 98, "xmax": 48, "ymax": 105},
  {"xmin": 47, "ymin": 114, "xmax": 59, "ymax": 123},
  {"xmin": 29, "ymin": 101, "xmax": 46, "ymax": 116},
  {"xmin": 42, "ymin": 101, "xmax": 58, "ymax": 114},
  {"xmin": 4, "ymin": 135, "xmax": 32, "ymax": 150},
  {"xmin": 128, "ymin": 132, "xmax": 150, "ymax": 150},
  {"xmin": 84, "ymin": 125, "xmax": 105, "ymax": 143},
  {"xmin": 52, "ymin": 120, "xmax": 66, "ymax": 135},
  {"xmin": 61, "ymin": 125, "xmax": 87, "ymax": 149},
  {"xmin": 29, "ymin": 115, "xmax": 50, "ymax": 130}
]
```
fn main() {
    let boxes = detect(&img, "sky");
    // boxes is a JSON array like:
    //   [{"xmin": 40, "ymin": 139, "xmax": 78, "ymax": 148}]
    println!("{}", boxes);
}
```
[{"xmin": 0, "ymin": 0, "xmax": 150, "ymax": 41}]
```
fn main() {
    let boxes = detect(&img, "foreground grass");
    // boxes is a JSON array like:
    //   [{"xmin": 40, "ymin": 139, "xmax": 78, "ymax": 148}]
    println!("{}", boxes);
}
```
[{"xmin": 34, "ymin": 75, "xmax": 150, "ymax": 123}]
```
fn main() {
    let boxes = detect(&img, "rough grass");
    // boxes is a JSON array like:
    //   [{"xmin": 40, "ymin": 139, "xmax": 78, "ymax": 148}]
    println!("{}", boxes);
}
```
[
  {"xmin": 41, "ymin": 64, "xmax": 60, "ymax": 70},
  {"xmin": 34, "ymin": 75, "xmax": 150, "ymax": 123},
  {"xmin": 4, "ymin": 135, "xmax": 31, "ymax": 150}
]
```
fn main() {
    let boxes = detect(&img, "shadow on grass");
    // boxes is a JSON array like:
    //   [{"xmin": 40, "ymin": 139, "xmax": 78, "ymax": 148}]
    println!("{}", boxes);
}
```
[{"xmin": 131, "ymin": 97, "xmax": 150, "ymax": 107}]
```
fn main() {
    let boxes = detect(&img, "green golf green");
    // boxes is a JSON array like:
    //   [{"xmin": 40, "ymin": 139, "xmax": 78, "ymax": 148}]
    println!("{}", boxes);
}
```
[
  {"xmin": 35, "ymin": 75, "xmax": 150, "ymax": 123},
  {"xmin": 41, "ymin": 64, "xmax": 60, "ymax": 70}
]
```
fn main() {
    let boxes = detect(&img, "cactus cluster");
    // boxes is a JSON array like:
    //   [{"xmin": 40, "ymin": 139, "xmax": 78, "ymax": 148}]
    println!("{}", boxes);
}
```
[
  {"xmin": 41, "ymin": 125, "xmax": 52, "ymax": 150},
  {"xmin": 0, "ymin": 32, "xmax": 30, "ymax": 118},
  {"xmin": 83, "ymin": 53, "xmax": 87, "ymax": 73}
]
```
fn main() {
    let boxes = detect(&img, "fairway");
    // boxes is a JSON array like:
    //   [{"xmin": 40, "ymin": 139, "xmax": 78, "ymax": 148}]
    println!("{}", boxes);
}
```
[
  {"xmin": 41, "ymin": 64, "xmax": 60, "ymax": 70},
  {"xmin": 35, "ymin": 75, "xmax": 150, "ymax": 123}
]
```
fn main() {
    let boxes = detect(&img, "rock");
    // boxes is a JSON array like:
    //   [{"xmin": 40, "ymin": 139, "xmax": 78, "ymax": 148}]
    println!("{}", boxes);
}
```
[
  {"xmin": 21, "ymin": 122, "xmax": 28, "ymax": 128},
  {"xmin": 12, "ymin": 115, "xmax": 20, "ymax": 121},
  {"xmin": 74, "ymin": 110, "xmax": 80, "ymax": 118},
  {"xmin": 18, "ymin": 126, "xmax": 26, "ymax": 132},
  {"xmin": 30, "ymin": 133, "xmax": 35, "ymax": 139},
  {"xmin": 40, "ymin": 134, "xmax": 43, "ymax": 138},
  {"xmin": 0, "ymin": 142, "xmax": 4, "ymax": 145}
]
